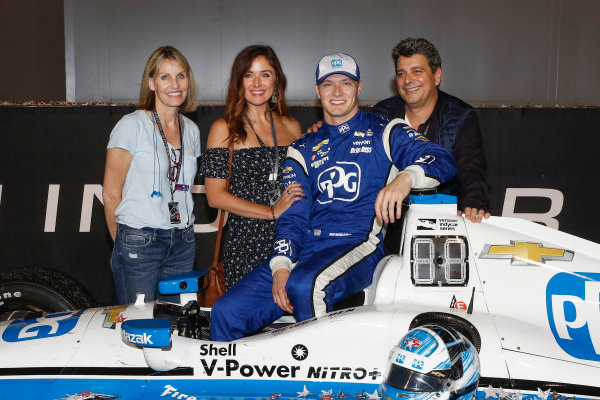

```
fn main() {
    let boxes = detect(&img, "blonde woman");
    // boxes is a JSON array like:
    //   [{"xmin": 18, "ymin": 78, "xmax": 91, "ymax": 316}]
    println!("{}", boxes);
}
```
[{"xmin": 103, "ymin": 46, "xmax": 200, "ymax": 303}]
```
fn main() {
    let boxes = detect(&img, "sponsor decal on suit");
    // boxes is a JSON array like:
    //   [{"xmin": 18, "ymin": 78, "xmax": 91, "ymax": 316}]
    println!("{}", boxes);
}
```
[
  {"xmin": 312, "ymin": 139, "xmax": 329, "ymax": 152},
  {"xmin": 317, "ymin": 162, "xmax": 361, "ymax": 204},
  {"xmin": 338, "ymin": 123, "xmax": 350, "ymax": 134}
]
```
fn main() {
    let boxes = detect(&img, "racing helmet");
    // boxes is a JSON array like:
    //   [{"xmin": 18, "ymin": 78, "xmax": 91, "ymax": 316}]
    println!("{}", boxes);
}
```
[{"xmin": 380, "ymin": 324, "xmax": 480, "ymax": 400}]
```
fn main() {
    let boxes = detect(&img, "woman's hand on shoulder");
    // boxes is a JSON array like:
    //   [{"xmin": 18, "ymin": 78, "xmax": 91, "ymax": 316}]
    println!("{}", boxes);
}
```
[
  {"xmin": 306, "ymin": 120, "xmax": 322, "ymax": 134},
  {"xmin": 273, "ymin": 182, "xmax": 305, "ymax": 218},
  {"xmin": 207, "ymin": 118, "xmax": 230, "ymax": 148}
]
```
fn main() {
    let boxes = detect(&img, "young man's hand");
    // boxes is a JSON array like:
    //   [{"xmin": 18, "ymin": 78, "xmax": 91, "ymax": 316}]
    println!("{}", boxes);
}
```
[
  {"xmin": 272, "ymin": 269, "xmax": 293, "ymax": 313},
  {"xmin": 375, "ymin": 172, "xmax": 412, "ymax": 223}
]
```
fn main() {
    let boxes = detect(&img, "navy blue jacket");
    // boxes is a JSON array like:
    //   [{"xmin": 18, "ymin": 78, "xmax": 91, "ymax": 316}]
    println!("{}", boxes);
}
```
[{"xmin": 373, "ymin": 90, "xmax": 490, "ymax": 211}]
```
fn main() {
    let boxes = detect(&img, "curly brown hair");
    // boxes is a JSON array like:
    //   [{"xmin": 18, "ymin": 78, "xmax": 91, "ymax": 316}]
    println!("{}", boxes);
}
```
[{"xmin": 391, "ymin": 37, "xmax": 442, "ymax": 73}]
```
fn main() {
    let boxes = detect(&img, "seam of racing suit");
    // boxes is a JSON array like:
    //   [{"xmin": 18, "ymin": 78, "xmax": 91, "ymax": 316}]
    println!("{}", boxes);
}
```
[
  {"xmin": 310, "ymin": 217, "xmax": 383, "ymax": 317},
  {"xmin": 286, "ymin": 146, "xmax": 308, "ymax": 176}
]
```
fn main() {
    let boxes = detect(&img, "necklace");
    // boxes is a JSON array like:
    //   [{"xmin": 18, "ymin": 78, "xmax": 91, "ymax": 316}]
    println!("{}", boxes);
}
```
[{"xmin": 244, "ymin": 111, "xmax": 281, "ymax": 206}]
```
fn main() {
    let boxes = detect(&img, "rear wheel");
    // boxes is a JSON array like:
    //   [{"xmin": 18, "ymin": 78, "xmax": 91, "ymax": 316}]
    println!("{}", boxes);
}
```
[
  {"xmin": 0, "ymin": 267, "xmax": 95, "ymax": 321},
  {"xmin": 409, "ymin": 312, "xmax": 482, "ymax": 352}
]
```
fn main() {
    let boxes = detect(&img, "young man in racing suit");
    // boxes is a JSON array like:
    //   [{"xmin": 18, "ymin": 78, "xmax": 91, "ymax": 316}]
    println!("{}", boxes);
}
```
[{"xmin": 210, "ymin": 53, "xmax": 456, "ymax": 342}]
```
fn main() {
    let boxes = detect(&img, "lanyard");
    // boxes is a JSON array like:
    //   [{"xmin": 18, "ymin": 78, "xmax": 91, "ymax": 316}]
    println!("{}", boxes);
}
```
[
  {"xmin": 244, "ymin": 111, "xmax": 279, "ymax": 182},
  {"xmin": 151, "ymin": 110, "xmax": 184, "ymax": 201}
]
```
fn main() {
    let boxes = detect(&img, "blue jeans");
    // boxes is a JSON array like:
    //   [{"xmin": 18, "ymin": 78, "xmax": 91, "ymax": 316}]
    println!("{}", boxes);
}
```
[{"xmin": 110, "ymin": 224, "xmax": 195, "ymax": 304}]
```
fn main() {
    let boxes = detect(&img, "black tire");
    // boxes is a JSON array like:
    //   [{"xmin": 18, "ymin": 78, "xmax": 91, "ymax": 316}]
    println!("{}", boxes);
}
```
[
  {"xmin": 0, "ymin": 267, "xmax": 96, "ymax": 321},
  {"xmin": 409, "ymin": 312, "xmax": 482, "ymax": 352}
]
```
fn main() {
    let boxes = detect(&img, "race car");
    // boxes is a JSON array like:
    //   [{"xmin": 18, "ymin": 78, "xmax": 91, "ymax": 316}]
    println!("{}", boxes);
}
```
[{"xmin": 0, "ymin": 193, "xmax": 598, "ymax": 400}]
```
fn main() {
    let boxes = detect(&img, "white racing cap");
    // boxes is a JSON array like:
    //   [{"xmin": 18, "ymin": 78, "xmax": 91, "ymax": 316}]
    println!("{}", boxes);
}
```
[{"xmin": 316, "ymin": 52, "xmax": 360, "ymax": 83}]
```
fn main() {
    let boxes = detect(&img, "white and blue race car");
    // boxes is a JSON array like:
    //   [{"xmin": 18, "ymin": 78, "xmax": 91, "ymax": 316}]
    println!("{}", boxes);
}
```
[{"xmin": 0, "ymin": 194, "xmax": 598, "ymax": 400}]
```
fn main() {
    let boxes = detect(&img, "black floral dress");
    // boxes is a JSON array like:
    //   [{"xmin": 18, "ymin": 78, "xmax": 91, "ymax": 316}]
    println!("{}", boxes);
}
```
[{"xmin": 199, "ymin": 146, "xmax": 287, "ymax": 289}]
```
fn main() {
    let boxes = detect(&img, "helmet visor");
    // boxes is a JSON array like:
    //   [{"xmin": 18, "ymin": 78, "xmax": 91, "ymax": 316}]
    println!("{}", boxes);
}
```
[{"xmin": 385, "ymin": 364, "xmax": 447, "ymax": 392}]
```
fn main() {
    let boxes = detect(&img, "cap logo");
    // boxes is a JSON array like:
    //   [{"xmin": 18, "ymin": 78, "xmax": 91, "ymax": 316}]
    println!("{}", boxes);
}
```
[{"xmin": 331, "ymin": 59, "xmax": 343, "ymax": 67}]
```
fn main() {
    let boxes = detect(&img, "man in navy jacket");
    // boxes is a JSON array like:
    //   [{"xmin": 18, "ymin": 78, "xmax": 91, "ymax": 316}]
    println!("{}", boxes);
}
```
[{"xmin": 373, "ymin": 37, "xmax": 490, "ymax": 223}]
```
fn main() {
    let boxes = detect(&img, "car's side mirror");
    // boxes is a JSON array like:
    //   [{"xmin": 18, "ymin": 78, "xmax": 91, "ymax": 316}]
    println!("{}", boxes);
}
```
[
  {"xmin": 121, "ymin": 318, "xmax": 189, "ymax": 372},
  {"xmin": 158, "ymin": 270, "xmax": 208, "ymax": 294},
  {"xmin": 121, "ymin": 319, "xmax": 171, "ymax": 348},
  {"xmin": 158, "ymin": 270, "xmax": 209, "ymax": 304}
]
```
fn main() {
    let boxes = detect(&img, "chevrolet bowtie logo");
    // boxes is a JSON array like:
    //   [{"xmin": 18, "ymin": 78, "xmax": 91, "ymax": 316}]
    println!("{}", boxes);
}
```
[{"xmin": 479, "ymin": 241, "xmax": 573, "ymax": 265}]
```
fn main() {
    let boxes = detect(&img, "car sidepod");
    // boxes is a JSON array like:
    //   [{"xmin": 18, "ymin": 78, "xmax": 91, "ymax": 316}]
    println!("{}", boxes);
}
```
[{"xmin": 468, "ymin": 216, "xmax": 600, "ymax": 387}]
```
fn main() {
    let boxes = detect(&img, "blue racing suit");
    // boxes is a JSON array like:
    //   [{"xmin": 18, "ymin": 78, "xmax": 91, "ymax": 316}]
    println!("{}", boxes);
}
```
[{"xmin": 211, "ymin": 110, "xmax": 456, "ymax": 341}]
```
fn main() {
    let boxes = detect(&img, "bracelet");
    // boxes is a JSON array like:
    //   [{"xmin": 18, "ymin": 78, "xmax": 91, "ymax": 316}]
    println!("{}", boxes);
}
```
[{"xmin": 270, "ymin": 206, "xmax": 276, "ymax": 221}]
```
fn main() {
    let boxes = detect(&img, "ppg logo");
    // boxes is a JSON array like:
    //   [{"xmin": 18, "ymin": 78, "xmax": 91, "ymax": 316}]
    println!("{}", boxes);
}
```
[
  {"xmin": 317, "ymin": 162, "xmax": 360, "ymax": 204},
  {"xmin": 2, "ymin": 311, "xmax": 82, "ymax": 342},
  {"xmin": 331, "ymin": 59, "xmax": 342, "ymax": 67},
  {"xmin": 546, "ymin": 272, "xmax": 600, "ymax": 361},
  {"xmin": 273, "ymin": 239, "xmax": 292, "ymax": 257},
  {"xmin": 338, "ymin": 123, "xmax": 350, "ymax": 134}
]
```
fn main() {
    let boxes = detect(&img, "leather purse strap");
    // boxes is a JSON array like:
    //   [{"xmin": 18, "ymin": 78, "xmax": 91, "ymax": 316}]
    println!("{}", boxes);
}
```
[{"xmin": 211, "ymin": 146, "xmax": 233, "ymax": 269}]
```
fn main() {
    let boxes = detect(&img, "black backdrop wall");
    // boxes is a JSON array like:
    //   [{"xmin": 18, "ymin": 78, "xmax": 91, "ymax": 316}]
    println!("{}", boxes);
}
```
[{"xmin": 1, "ymin": 106, "xmax": 598, "ymax": 305}]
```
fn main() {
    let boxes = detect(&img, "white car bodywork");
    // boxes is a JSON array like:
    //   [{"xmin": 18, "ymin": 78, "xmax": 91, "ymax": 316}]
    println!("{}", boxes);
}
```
[{"xmin": 0, "ymin": 195, "xmax": 598, "ymax": 400}]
